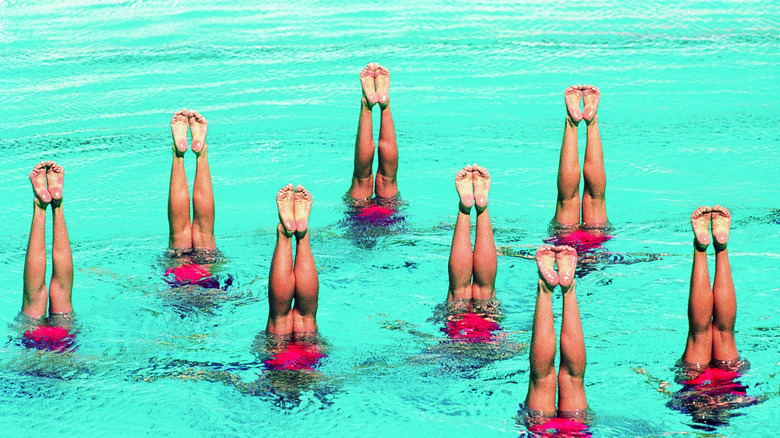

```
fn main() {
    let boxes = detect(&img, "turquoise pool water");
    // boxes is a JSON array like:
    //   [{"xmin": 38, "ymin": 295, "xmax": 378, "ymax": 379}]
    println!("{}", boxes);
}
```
[{"xmin": 1, "ymin": 0, "xmax": 778, "ymax": 436}]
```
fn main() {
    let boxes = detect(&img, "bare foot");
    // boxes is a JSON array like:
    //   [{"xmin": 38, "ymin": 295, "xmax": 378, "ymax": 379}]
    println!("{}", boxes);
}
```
[
  {"xmin": 564, "ymin": 85, "xmax": 583, "ymax": 124},
  {"xmin": 171, "ymin": 109, "xmax": 189, "ymax": 156},
  {"xmin": 29, "ymin": 161, "xmax": 52, "ymax": 205},
  {"xmin": 582, "ymin": 85, "xmax": 600, "ymax": 124},
  {"xmin": 472, "ymin": 164, "xmax": 490, "ymax": 212},
  {"xmin": 455, "ymin": 165, "xmax": 474, "ymax": 213},
  {"xmin": 293, "ymin": 185, "xmax": 313, "ymax": 237},
  {"xmin": 360, "ymin": 64, "xmax": 378, "ymax": 108},
  {"xmin": 276, "ymin": 184, "xmax": 295, "ymax": 236},
  {"xmin": 555, "ymin": 245, "xmax": 577, "ymax": 290},
  {"xmin": 45, "ymin": 161, "xmax": 65, "ymax": 202},
  {"xmin": 375, "ymin": 64, "xmax": 390, "ymax": 109},
  {"xmin": 536, "ymin": 246, "xmax": 559, "ymax": 289},
  {"xmin": 188, "ymin": 111, "xmax": 208, "ymax": 155},
  {"xmin": 690, "ymin": 206, "xmax": 711, "ymax": 249},
  {"xmin": 711, "ymin": 205, "xmax": 731, "ymax": 248}
]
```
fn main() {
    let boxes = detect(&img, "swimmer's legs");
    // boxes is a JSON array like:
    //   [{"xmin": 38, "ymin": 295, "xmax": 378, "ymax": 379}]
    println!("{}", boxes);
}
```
[
  {"xmin": 22, "ymin": 163, "xmax": 51, "ymax": 318},
  {"xmin": 374, "ymin": 65, "xmax": 399, "ymax": 199},
  {"xmin": 448, "ymin": 166, "xmax": 474, "ymax": 301},
  {"xmin": 683, "ymin": 209, "xmax": 714, "ymax": 365},
  {"xmin": 47, "ymin": 163, "xmax": 73, "ymax": 315},
  {"xmin": 292, "ymin": 186, "xmax": 318, "ymax": 334},
  {"xmin": 349, "ymin": 66, "xmax": 376, "ymax": 200},
  {"xmin": 525, "ymin": 277, "xmax": 558, "ymax": 414},
  {"xmin": 471, "ymin": 166, "xmax": 495, "ymax": 300},
  {"xmin": 554, "ymin": 87, "xmax": 582, "ymax": 227},
  {"xmin": 292, "ymin": 231, "xmax": 318, "ymax": 334},
  {"xmin": 558, "ymin": 281, "xmax": 587, "ymax": 412},
  {"xmin": 711, "ymin": 206, "xmax": 738, "ymax": 362},
  {"xmin": 267, "ymin": 224, "xmax": 295, "ymax": 336},
  {"xmin": 581, "ymin": 86, "xmax": 607, "ymax": 225},
  {"xmin": 168, "ymin": 110, "xmax": 193, "ymax": 249},
  {"xmin": 190, "ymin": 111, "xmax": 216, "ymax": 250}
]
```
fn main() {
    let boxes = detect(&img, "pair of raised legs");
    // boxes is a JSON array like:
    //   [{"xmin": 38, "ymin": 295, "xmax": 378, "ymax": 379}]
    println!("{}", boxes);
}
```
[
  {"xmin": 348, "ymin": 63, "xmax": 399, "ymax": 201},
  {"xmin": 555, "ymin": 85, "xmax": 607, "ymax": 227},
  {"xmin": 525, "ymin": 245, "xmax": 587, "ymax": 415},
  {"xmin": 168, "ymin": 109, "xmax": 216, "ymax": 251},
  {"xmin": 448, "ymin": 164, "xmax": 495, "ymax": 302},
  {"xmin": 684, "ymin": 205, "xmax": 739, "ymax": 365},
  {"xmin": 23, "ymin": 162, "xmax": 73, "ymax": 320},
  {"xmin": 267, "ymin": 185, "xmax": 318, "ymax": 336}
]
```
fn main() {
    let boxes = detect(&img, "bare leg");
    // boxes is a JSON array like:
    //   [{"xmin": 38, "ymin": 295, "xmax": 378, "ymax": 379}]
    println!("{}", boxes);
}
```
[
  {"xmin": 374, "ymin": 65, "xmax": 398, "ymax": 199},
  {"xmin": 267, "ymin": 186, "xmax": 297, "ymax": 336},
  {"xmin": 525, "ymin": 247, "xmax": 559, "ymax": 414},
  {"xmin": 448, "ymin": 166, "xmax": 474, "ymax": 301},
  {"xmin": 471, "ymin": 165, "xmax": 496, "ymax": 300},
  {"xmin": 554, "ymin": 86, "xmax": 582, "ymax": 227},
  {"xmin": 710, "ymin": 206, "xmax": 738, "ymax": 362},
  {"xmin": 291, "ymin": 187, "xmax": 318, "ymax": 334},
  {"xmin": 580, "ymin": 85, "xmax": 607, "ymax": 225},
  {"xmin": 683, "ymin": 207, "xmax": 714, "ymax": 365},
  {"xmin": 168, "ymin": 110, "xmax": 193, "ymax": 249},
  {"xmin": 22, "ymin": 162, "xmax": 51, "ymax": 318},
  {"xmin": 190, "ymin": 111, "xmax": 216, "ymax": 250},
  {"xmin": 46, "ymin": 163, "xmax": 73, "ymax": 315},
  {"xmin": 556, "ymin": 247, "xmax": 587, "ymax": 412},
  {"xmin": 349, "ymin": 65, "xmax": 377, "ymax": 200}
]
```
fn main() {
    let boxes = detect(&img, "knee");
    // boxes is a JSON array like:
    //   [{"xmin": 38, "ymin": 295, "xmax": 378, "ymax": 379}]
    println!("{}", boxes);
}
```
[{"xmin": 558, "ymin": 369, "xmax": 585, "ymax": 388}]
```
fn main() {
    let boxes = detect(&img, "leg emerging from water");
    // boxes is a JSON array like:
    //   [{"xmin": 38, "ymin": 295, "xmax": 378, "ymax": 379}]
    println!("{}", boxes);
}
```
[
  {"xmin": 448, "ymin": 166, "xmax": 474, "ymax": 301},
  {"xmin": 168, "ymin": 109, "xmax": 193, "ymax": 249},
  {"xmin": 683, "ymin": 207, "xmax": 714, "ymax": 365},
  {"xmin": 526, "ymin": 246, "xmax": 559, "ymax": 414},
  {"xmin": 374, "ymin": 64, "xmax": 398, "ymax": 199},
  {"xmin": 349, "ymin": 64, "xmax": 377, "ymax": 200},
  {"xmin": 557, "ymin": 247, "xmax": 587, "ymax": 412},
  {"xmin": 710, "ymin": 205, "xmax": 738, "ymax": 362},
  {"xmin": 580, "ymin": 85, "xmax": 607, "ymax": 226},
  {"xmin": 22, "ymin": 162, "xmax": 51, "ymax": 318},
  {"xmin": 471, "ymin": 165, "xmax": 495, "ymax": 300},
  {"xmin": 268, "ymin": 185, "xmax": 296, "ymax": 336},
  {"xmin": 291, "ymin": 186, "xmax": 318, "ymax": 335},
  {"xmin": 190, "ymin": 111, "xmax": 216, "ymax": 250},
  {"xmin": 554, "ymin": 86, "xmax": 582, "ymax": 227},
  {"xmin": 46, "ymin": 163, "xmax": 73, "ymax": 315}
]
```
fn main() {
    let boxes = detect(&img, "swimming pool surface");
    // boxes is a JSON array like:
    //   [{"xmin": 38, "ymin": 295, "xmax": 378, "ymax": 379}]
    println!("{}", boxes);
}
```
[{"xmin": 1, "ymin": 1, "xmax": 778, "ymax": 436}]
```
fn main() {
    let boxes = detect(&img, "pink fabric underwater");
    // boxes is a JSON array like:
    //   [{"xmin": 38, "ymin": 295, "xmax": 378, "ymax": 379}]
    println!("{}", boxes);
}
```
[
  {"xmin": 352, "ymin": 204, "xmax": 403, "ymax": 226},
  {"xmin": 165, "ymin": 263, "xmax": 211, "ymax": 283},
  {"xmin": 264, "ymin": 342, "xmax": 326, "ymax": 371},
  {"xmin": 442, "ymin": 313, "xmax": 500, "ymax": 343},
  {"xmin": 164, "ymin": 263, "xmax": 229, "ymax": 289},
  {"xmin": 682, "ymin": 367, "xmax": 746, "ymax": 395},
  {"xmin": 545, "ymin": 229, "xmax": 612, "ymax": 253},
  {"xmin": 23, "ymin": 326, "xmax": 74, "ymax": 352},
  {"xmin": 528, "ymin": 417, "xmax": 590, "ymax": 438}
]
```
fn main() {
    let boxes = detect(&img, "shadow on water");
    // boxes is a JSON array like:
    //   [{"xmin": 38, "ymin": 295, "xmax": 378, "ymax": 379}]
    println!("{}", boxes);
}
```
[{"xmin": 135, "ymin": 332, "xmax": 337, "ymax": 409}]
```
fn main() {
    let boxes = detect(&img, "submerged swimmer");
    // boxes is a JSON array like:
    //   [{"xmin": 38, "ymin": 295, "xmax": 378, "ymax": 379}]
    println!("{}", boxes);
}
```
[
  {"xmin": 443, "ymin": 164, "xmax": 501, "ymax": 341},
  {"xmin": 518, "ymin": 245, "xmax": 592, "ymax": 437},
  {"xmin": 347, "ymin": 63, "xmax": 402, "ymax": 215},
  {"xmin": 671, "ymin": 206, "xmax": 758, "ymax": 428},
  {"xmin": 546, "ymin": 85, "xmax": 611, "ymax": 254},
  {"xmin": 17, "ymin": 161, "xmax": 76, "ymax": 352},
  {"xmin": 266, "ymin": 184, "xmax": 325, "ymax": 371},
  {"xmin": 165, "ymin": 109, "xmax": 230, "ymax": 293}
]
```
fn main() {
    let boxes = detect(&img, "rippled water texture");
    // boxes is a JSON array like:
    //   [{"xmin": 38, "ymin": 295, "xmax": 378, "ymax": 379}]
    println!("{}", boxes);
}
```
[{"xmin": 1, "ymin": 1, "xmax": 778, "ymax": 436}]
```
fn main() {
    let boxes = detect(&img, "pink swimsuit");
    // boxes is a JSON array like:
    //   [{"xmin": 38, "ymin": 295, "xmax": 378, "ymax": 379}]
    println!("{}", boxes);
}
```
[
  {"xmin": 264, "ymin": 342, "xmax": 326, "ymax": 371},
  {"xmin": 442, "ymin": 313, "xmax": 500, "ymax": 343},
  {"xmin": 23, "ymin": 326, "xmax": 74, "ymax": 352}
]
